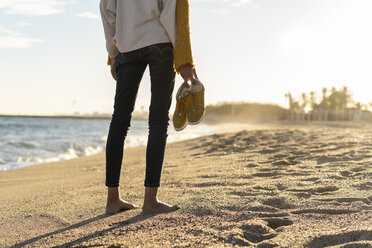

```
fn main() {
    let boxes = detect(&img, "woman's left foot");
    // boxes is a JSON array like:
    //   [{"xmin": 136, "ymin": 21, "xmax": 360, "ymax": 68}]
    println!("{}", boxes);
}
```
[{"xmin": 141, "ymin": 200, "xmax": 180, "ymax": 215}]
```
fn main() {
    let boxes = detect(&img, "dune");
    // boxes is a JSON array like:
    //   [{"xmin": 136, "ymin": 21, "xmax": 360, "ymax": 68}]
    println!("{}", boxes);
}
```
[{"xmin": 0, "ymin": 121, "xmax": 371, "ymax": 247}]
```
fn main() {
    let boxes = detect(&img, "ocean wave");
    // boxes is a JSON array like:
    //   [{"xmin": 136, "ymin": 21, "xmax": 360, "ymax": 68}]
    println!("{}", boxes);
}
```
[
  {"xmin": 18, "ymin": 141, "xmax": 40, "ymax": 148},
  {"xmin": 17, "ymin": 156, "xmax": 60, "ymax": 165},
  {"xmin": 125, "ymin": 135, "xmax": 148, "ymax": 148},
  {"xmin": 8, "ymin": 141, "xmax": 40, "ymax": 148},
  {"xmin": 58, "ymin": 146, "xmax": 79, "ymax": 160},
  {"xmin": 83, "ymin": 146, "xmax": 104, "ymax": 156},
  {"xmin": 0, "ymin": 118, "xmax": 216, "ymax": 172},
  {"xmin": 14, "ymin": 144, "xmax": 106, "ymax": 168},
  {"xmin": 5, "ymin": 127, "xmax": 216, "ymax": 170}
]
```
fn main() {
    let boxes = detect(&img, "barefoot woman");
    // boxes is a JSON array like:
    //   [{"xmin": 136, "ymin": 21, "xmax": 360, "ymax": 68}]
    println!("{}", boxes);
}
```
[{"xmin": 100, "ymin": 0, "xmax": 195, "ymax": 214}]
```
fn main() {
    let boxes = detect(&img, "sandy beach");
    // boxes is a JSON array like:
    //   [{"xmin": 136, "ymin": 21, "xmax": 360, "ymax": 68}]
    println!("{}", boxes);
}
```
[{"xmin": 1, "ymin": 121, "xmax": 371, "ymax": 247}]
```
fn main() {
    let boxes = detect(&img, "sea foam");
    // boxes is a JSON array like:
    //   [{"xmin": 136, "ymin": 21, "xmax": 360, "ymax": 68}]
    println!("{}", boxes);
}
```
[{"xmin": 0, "ymin": 117, "xmax": 216, "ymax": 171}]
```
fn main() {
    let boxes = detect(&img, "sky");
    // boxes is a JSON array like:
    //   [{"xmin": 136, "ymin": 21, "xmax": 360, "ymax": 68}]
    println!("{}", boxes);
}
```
[{"xmin": 0, "ymin": 0, "xmax": 371, "ymax": 115}]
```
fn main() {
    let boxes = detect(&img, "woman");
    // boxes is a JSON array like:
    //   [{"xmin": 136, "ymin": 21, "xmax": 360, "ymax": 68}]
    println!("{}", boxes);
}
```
[{"xmin": 100, "ymin": 0, "xmax": 196, "ymax": 214}]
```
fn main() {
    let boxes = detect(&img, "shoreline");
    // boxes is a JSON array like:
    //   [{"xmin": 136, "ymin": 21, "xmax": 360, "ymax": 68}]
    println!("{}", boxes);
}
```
[
  {"xmin": 0, "ymin": 119, "xmax": 218, "ymax": 173},
  {"xmin": 0, "ymin": 122, "xmax": 240, "ymax": 173},
  {"xmin": 2, "ymin": 120, "xmax": 370, "ymax": 173}
]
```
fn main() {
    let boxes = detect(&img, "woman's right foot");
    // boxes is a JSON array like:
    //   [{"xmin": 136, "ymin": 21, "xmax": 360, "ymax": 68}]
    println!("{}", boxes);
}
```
[
  {"xmin": 141, "ymin": 200, "xmax": 180, "ymax": 215},
  {"xmin": 106, "ymin": 199, "xmax": 138, "ymax": 214}
]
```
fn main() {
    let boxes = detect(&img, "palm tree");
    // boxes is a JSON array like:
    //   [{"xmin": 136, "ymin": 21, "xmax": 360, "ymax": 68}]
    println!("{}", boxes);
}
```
[
  {"xmin": 339, "ymin": 86, "xmax": 351, "ymax": 110},
  {"xmin": 309, "ymin": 91, "xmax": 317, "ymax": 120},
  {"xmin": 285, "ymin": 92, "xmax": 293, "ymax": 111},
  {"xmin": 285, "ymin": 92, "xmax": 295, "ymax": 120},
  {"xmin": 292, "ymin": 101, "xmax": 300, "ymax": 112},
  {"xmin": 301, "ymin": 93, "xmax": 308, "ymax": 112},
  {"xmin": 320, "ymin": 87, "xmax": 328, "ymax": 110},
  {"xmin": 309, "ymin": 91, "xmax": 317, "ymax": 111},
  {"xmin": 328, "ymin": 87, "xmax": 340, "ymax": 111}
]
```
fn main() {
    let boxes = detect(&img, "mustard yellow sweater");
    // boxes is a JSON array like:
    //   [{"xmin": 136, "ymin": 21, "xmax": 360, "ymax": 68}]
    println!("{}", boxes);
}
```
[{"xmin": 107, "ymin": 0, "xmax": 194, "ymax": 73}]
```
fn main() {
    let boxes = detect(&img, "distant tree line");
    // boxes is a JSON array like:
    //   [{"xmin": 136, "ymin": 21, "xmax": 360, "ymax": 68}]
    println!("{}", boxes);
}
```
[
  {"xmin": 285, "ymin": 86, "xmax": 371, "ymax": 112},
  {"xmin": 204, "ymin": 102, "xmax": 287, "ymax": 122},
  {"xmin": 285, "ymin": 86, "xmax": 371, "ymax": 121}
]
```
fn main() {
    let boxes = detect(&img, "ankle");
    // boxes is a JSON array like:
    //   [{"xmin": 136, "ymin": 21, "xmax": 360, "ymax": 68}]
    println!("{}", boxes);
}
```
[
  {"xmin": 143, "ymin": 198, "xmax": 159, "ymax": 207},
  {"xmin": 107, "ymin": 186, "xmax": 121, "ymax": 203},
  {"xmin": 143, "ymin": 187, "xmax": 159, "ymax": 206},
  {"xmin": 107, "ymin": 197, "xmax": 121, "ymax": 203}
]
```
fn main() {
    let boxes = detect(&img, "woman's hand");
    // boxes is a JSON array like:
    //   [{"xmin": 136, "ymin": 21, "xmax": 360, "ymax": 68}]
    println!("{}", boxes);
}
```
[
  {"xmin": 110, "ymin": 57, "xmax": 117, "ymax": 80},
  {"xmin": 179, "ymin": 63, "xmax": 194, "ymax": 82}
]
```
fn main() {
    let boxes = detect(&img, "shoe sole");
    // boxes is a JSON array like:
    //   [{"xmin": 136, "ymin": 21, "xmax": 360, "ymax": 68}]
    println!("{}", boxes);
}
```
[
  {"xmin": 188, "ymin": 110, "xmax": 205, "ymax": 125},
  {"xmin": 174, "ymin": 121, "xmax": 188, "ymax": 131}
]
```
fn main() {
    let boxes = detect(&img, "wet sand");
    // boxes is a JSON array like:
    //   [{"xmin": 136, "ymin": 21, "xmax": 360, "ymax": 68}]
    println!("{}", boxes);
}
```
[{"xmin": 1, "ymin": 121, "xmax": 371, "ymax": 247}]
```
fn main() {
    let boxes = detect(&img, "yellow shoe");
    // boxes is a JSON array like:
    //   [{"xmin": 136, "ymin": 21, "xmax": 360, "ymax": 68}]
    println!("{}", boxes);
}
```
[
  {"xmin": 187, "ymin": 79, "xmax": 205, "ymax": 125},
  {"xmin": 173, "ymin": 82, "xmax": 190, "ymax": 131}
]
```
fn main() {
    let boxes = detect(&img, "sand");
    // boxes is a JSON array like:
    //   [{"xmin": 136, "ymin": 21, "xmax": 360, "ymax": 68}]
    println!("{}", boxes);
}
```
[{"xmin": 1, "ymin": 121, "xmax": 371, "ymax": 247}]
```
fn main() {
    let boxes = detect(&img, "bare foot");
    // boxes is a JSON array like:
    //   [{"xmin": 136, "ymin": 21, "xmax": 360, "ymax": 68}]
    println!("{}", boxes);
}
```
[
  {"xmin": 106, "ymin": 199, "xmax": 138, "ymax": 214},
  {"xmin": 141, "ymin": 200, "xmax": 180, "ymax": 215}
]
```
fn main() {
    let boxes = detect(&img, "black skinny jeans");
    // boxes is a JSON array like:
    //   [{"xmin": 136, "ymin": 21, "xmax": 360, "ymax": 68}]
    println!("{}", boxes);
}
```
[{"xmin": 105, "ymin": 43, "xmax": 175, "ymax": 187}]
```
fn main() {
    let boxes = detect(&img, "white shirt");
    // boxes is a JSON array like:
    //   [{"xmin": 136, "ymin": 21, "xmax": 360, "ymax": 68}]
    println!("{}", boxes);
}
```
[{"xmin": 100, "ymin": 0, "xmax": 177, "ymax": 58}]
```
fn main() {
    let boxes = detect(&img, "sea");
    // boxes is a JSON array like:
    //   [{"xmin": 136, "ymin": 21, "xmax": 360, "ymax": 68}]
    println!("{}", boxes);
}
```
[{"xmin": 0, "ymin": 116, "xmax": 217, "ymax": 171}]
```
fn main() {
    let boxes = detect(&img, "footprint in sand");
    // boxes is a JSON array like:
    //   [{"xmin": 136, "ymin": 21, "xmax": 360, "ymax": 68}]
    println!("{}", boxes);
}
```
[
  {"xmin": 246, "ymin": 163, "xmax": 259, "ymax": 168},
  {"xmin": 291, "ymin": 150, "xmax": 312, "ymax": 156},
  {"xmin": 194, "ymin": 182, "xmax": 225, "ymax": 187},
  {"xmin": 272, "ymin": 160, "xmax": 292, "ymax": 166},
  {"xmin": 318, "ymin": 197, "xmax": 371, "ymax": 204},
  {"xmin": 224, "ymin": 217, "xmax": 294, "ymax": 246},
  {"xmin": 286, "ymin": 172, "xmax": 312, "ymax": 177},
  {"xmin": 240, "ymin": 223, "xmax": 277, "ymax": 243},
  {"xmin": 258, "ymin": 212, "xmax": 290, "ymax": 218},
  {"xmin": 316, "ymin": 155, "xmax": 340, "ymax": 164},
  {"xmin": 252, "ymin": 172, "xmax": 282, "ymax": 178},
  {"xmin": 302, "ymin": 177, "xmax": 320, "ymax": 182},
  {"xmin": 224, "ymin": 221, "xmax": 277, "ymax": 245},
  {"xmin": 261, "ymin": 197, "xmax": 295, "ymax": 209},
  {"xmin": 270, "ymin": 154, "xmax": 288, "ymax": 159},
  {"xmin": 263, "ymin": 218, "xmax": 293, "ymax": 230},
  {"xmin": 351, "ymin": 167, "xmax": 366, "ymax": 172},
  {"xmin": 247, "ymin": 205, "xmax": 281, "ymax": 213},
  {"xmin": 259, "ymin": 149, "xmax": 278, "ymax": 154},
  {"xmin": 253, "ymin": 185, "xmax": 276, "ymax": 191},
  {"xmin": 276, "ymin": 183, "xmax": 288, "ymax": 191},
  {"xmin": 189, "ymin": 144, "xmax": 202, "ymax": 150},
  {"xmin": 269, "ymin": 144, "xmax": 284, "ymax": 149},
  {"xmin": 354, "ymin": 182, "xmax": 372, "ymax": 190},
  {"xmin": 287, "ymin": 185, "xmax": 339, "ymax": 195},
  {"xmin": 340, "ymin": 170, "xmax": 354, "ymax": 177},
  {"xmin": 306, "ymin": 230, "xmax": 372, "ymax": 248},
  {"xmin": 295, "ymin": 193, "xmax": 312, "ymax": 199},
  {"xmin": 197, "ymin": 174, "xmax": 220, "ymax": 179},
  {"xmin": 291, "ymin": 208, "xmax": 359, "ymax": 215}
]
